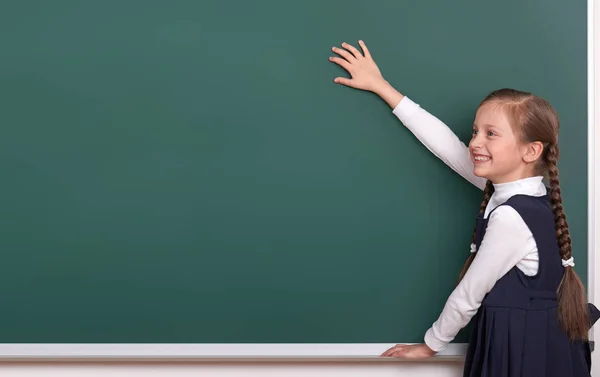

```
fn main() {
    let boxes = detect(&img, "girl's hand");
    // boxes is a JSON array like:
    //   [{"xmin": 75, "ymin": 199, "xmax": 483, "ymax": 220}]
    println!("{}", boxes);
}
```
[
  {"xmin": 380, "ymin": 343, "xmax": 437, "ymax": 359},
  {"xmin": 329, "ymin": 40, "xmax": 388, "ymax": 92}
]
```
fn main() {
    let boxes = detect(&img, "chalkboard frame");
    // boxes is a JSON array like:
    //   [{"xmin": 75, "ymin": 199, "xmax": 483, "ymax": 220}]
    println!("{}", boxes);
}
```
[{"xmin": 0, "ymin": 0, "xmax": 595, "ymax": 361}]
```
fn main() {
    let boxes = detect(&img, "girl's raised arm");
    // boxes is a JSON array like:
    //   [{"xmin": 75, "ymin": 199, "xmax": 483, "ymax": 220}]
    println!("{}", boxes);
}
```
[{"xmin": 330, "ymin": 41, "xmax": 486, "ymax": 190}]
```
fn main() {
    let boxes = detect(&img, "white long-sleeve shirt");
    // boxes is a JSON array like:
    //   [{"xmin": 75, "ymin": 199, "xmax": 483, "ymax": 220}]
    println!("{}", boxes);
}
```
[{"xmin": 392, "ymin": 96, "xmax": 546, "ymax": 352}]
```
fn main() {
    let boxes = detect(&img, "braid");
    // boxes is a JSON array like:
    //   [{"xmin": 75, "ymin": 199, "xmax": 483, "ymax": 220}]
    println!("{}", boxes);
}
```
[
  {"xmin": 546, "ymin": 144, "xmax": 590, "ymax": 340},
  {"xmin": 458, "ymin": 180, "xmax": 494, "ymax": 283},
  {"xmin": 546, "ymin": 145, "xmax": 572, "ymax": 259},
  {"xmin": 479, "ymin": 181, "xmax": 495, "ymax": 217}
]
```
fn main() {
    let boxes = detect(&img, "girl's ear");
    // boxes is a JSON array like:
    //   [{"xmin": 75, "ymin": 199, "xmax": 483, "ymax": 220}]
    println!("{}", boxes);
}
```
[{"xmin": 523, "ymin": 141, "xmax": 544, "ymax": 163}]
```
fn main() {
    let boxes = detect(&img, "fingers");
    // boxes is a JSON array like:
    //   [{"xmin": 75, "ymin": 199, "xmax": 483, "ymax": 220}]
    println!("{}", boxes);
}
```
[
  {"xmin": 330, "ymin": 53, "xmax": 355, "ymax": 86},
  {"xmin": 329, "ymin": 39, "xmax": 374, "ymax": 90},
  {"xmin": 381, "ymin": 344, "xmax": 430, "ymax": 358},
  {"xmin": 388, "ymin": 349, "xmax": 409, "ymax": 358},
  {"xmin": 332, "ymin": 46, "xmax": 355, "ymax": 62},
  {"xmin": 329, "ymin": 57, "xmax": 352, "ymax": 74},
  {"xmin": 380, "ymin": 345, "xmax": 398, "ymax": 357},
  {"xmin": 342, "ymin": 42, "xmax": 363, "ymax": 59},
  {"xmin": 358, "ymin": 40, "xmax": 371, "ymax": 59},
  {"xmin": 381, "ymin": 344, "xmax": 407, "ymax": 357},
  {"xmin": 333, "ymin": 77, "xmax": 354, "ymax": 87}
]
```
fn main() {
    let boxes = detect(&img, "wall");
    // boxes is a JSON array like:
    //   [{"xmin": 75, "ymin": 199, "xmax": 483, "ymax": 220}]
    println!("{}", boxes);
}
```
[{"xmin": 0, "ymin": 0, "xmax": 595, "ymax": 375}]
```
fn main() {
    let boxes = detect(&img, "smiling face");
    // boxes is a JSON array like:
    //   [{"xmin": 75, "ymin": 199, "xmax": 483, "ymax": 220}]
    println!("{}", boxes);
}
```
[{"xmin": 469, "ymin": 102, "xmax": 532, "ymax": 183}]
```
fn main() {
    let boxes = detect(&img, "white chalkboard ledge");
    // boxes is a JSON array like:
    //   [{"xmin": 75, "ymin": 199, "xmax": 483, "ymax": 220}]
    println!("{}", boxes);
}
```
[{"xmin": 0, "ymin": 344, "xmax": 467, "ymax": 362}]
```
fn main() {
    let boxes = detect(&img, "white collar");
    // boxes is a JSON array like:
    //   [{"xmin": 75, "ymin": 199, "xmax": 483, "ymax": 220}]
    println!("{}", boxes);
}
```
[{"xmin": 484, "ymin": 176, "xmax": 547, "ymax": 217}]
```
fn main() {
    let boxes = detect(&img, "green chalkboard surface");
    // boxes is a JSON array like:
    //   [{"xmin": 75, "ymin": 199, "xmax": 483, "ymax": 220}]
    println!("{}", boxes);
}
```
[{"xmin": 0, "ymin": 0, "xmax": 587, "ymax": 343}]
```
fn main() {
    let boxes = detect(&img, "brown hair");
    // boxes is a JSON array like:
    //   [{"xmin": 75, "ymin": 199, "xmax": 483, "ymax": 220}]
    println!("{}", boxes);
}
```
[{"xmin": 457, "ymin": 88, "xmax": 590, "ymax": 341}]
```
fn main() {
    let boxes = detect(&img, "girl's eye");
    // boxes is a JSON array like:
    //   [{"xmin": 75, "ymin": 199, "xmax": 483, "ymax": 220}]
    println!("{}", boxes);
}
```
[
  {"xmin": 487, "ymin": 131, "xmax": 495, "ymax": 137},
  {"xmin": 472, "ymin": 130, "xmax": 478, "ymax": 136}
]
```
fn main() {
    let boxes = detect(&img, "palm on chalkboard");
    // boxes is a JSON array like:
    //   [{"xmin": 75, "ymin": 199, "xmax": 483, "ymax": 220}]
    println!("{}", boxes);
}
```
[{"xmin": 329, "ymin": 40, "xmax": 387, "ymax": 92}]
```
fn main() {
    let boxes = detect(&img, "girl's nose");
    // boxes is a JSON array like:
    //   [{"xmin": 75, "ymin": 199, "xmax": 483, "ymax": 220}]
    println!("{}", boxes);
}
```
[{"xmin": 470, "ymin": 134, "xmax": 485, "ymax": 149}]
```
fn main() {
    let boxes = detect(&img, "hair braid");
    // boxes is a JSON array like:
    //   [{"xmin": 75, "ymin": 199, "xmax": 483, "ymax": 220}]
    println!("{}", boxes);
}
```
[
  {"xmin": 546, "ymin": 145, "xmax": 572, "ymax": 258},
  {"xmin": 458, "ymin": 180, "xmax": 494, "ymax": 283},
  {"xmin": 545, "ymin": 144, "xmax": 590, "ymax": 340}
]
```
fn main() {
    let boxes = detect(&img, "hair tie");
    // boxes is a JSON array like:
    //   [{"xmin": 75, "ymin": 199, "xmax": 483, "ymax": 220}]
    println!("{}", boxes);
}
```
[
  {"xmin": 562, "ymin": 257, "xmax": 575, "ymax": 268},
  {"xmin": 470, "ymin": 243, "xmax": 477, "ymax": 254}
]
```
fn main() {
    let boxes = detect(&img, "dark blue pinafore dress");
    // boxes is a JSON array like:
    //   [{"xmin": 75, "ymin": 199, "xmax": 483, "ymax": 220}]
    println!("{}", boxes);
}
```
[{"xmin": 463, "ymin": 194, "xmax": 600, "ymax": 377}]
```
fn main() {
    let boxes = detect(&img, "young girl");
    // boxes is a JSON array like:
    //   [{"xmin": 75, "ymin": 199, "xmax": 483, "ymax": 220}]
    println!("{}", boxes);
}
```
[{"xmin": 329, "ymin": 41, "xmax": 600, "ymax": 376}]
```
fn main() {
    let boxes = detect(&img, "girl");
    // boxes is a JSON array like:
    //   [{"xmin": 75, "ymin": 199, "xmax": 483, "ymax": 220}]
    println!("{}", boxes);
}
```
[{"xmin": 329, "ymin": 41, "xmax": 600, "ymax": 376}]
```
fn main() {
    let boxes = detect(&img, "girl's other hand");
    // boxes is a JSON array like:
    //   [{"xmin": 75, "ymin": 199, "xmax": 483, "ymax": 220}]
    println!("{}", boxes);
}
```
[
  {"xmin": 380, "ymin": 343, "xmax": 437, "ymax": 359},
  {"xmin": 329, "ymin": 40, "xmax": 388, "ymax": 93}
]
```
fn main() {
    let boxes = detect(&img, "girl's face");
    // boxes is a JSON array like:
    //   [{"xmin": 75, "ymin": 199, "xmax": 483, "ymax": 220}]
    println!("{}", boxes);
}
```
[{"xmin": 468, "ymin": 103, "xmax": 532, "ymax": 184}]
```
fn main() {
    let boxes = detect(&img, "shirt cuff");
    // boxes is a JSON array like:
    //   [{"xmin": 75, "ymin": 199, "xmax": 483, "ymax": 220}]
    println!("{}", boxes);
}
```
[
  {"xmin": 424, "ymin": 327, "xmax": 449, "ymax": 353},
  {"xmin": 392, "ymin": 96, "xmax": 421, "ymax": 123}
]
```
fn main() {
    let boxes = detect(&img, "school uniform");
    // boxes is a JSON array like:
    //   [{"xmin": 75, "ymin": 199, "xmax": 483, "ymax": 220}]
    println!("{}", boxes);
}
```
[
  {"xmin": 392, "ymin": 96, "xmax": 600, "ymax": 376},
  {"xmin": 463, "ymin": 193, "xmax": 600, "ymax": 376}
]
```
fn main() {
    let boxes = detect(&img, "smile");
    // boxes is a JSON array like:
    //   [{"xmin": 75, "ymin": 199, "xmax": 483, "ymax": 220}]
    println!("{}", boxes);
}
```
[{"xmin": 473, "ymin": 155, "xmax": 491, "ymax": 162}]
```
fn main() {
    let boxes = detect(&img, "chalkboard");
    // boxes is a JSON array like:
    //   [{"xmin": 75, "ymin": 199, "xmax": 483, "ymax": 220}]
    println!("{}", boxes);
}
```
[{"xmin": 0, "ymin": 0, "xmax": 587, "ymax": 344}]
